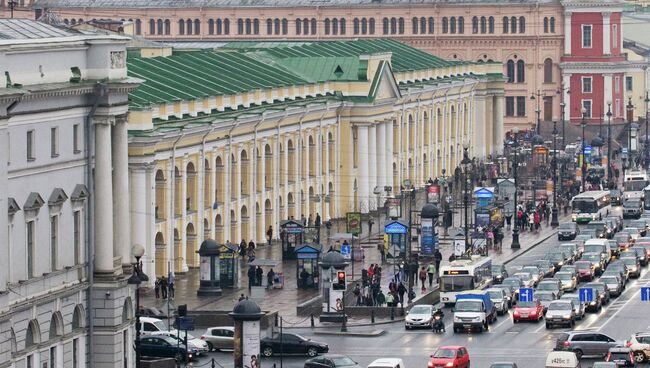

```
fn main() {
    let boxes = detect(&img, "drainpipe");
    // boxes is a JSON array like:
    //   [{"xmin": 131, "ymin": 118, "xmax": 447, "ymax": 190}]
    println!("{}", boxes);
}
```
[
  {"xmin": 169, "ymin": 131, "xmax": 184, "ymax": 279},
  {"xmin": 252, "ymin": 113, "xmax": 267, "ymax": 241},
  {"xmin": 86, "ymin": 82, "xmax": 107, "ymax": 366},
  {"xmin": 317, "ymin": 104, "xmax": 330, "ymax": 216},
  {"xmin": 200, "ymin": 124, "xmax": 216, "ymax": 243},
  {"xmin": 226, "ymin": 119, "xmax": 242, "ymax": 242},
  {"xmin": 275, "ymin": 111, "xmax": 288, "ymax": 231},
  {"xmin": 297, "ymin": 109, "xmax": 310, "ymax": 217}
]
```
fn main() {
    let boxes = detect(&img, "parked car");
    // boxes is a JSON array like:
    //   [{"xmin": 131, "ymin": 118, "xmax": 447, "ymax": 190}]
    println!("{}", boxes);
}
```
[
  {"xmin": 575, "ymin": 261, "xmax": 595, "ymax": 281},
  {"xmin": 599, "ymin": 275, "xmax": 624, "ymax": 297},
  {"xmin": 559, "ymin": 222, "xmax": 580, "ymax": 240},
  {"xmin": 545, "ymin": 300, "xmax": 576, "ymax": 328},
  {"xmin": 261, "ymin": 333, "xmax": 329, "ymax": 357},
  {"xmin": 626, "ymin": 331, "xmax": 650, "ymax": 363},
  {"xmin": 200, "ymin": 326, "xmax": 234, "ymax": 351},
  {"xmin": 606, "ymin": 347, "xmax": 636, "ymax": 367},
  {"xmin": 304, "ymin": 354, "xmax": 361, "ymax": 368},
  {"xmin": 139, "ymin": 335, "xmax": 192, "ymax": 362},
  {"xmin": 607, "ymin": 261, "xmax": 630, "ymax": 283},
  {"xmin": 428, "ymin": 346, "xmax": 471, "ymax": 368},
  {"xmin": 620, "ymin": 257, "xmax": 641, "ymax": 278},
  {"xmin": 491, "ymin": 264, "xmax": 509, "ymax": 284},
  {"xmin": 554, "ymin": 331, "xmax": 622, "ymax": 359},
  {"xmin": 512, "ymin": 299, "xmax": 544, "ymax": 323},
  {"xmin": 581, "ymin": 252, "xmax": 606, "ymax": 275},
  {"xmin": 151, "ymin": 331, "xmax": 209, "ymax": 356}
]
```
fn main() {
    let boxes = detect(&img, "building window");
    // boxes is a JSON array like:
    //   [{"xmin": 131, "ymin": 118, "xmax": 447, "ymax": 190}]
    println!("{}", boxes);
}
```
[
  {"xmin": 369, "ymin": 18, "xmax": 375, "ymax": 34},
  {"xmin": 544, "ymin": 17, "xmax": 548, "ymax": 33},
  {"xmin": 506, "ymin": 97, "xmax": 515, "ymax": 117},
  {"xmin": 27, "ymin": 355, "xmax": 33, "ymax": 368},
  {"xmin": 27, "ymin": 129, "xmax": 35, "ymax": 161},
  {"xmin": 472, "ymin": 16, "xmax": 478, "ymax": 34},
  {"xmin": 295, "ymin": 18, "xmax": 301, "ymax": 35},
  {"xmin": 282, "ymin": 18, "xmax": 288, "ymax": 35},
  {"xmin": 419, "ymin": 17, "xmax": 425, "ymax": 35},
  {"xmin": 325, "ymin": 18, "xmax": 331, "ymax": 35},
  {"xmin": 156, "ymin": 19, "xmax": 163, "ymax": 35},
  {"xmin": 245, "ymin": 19, "xmax": 252, "ymax": 35},
  {"xmin": 516, "ymin": 60, "xmax": 525, "ymax": 83},
  {"xmin": 582, "ymin": 100, "xmax": 593, "ymax": 118},
  {"xmin": 390, "ymin": 17, "xmax": 397, "ymax": 34},
  {"xmin": 582, "ymin": 25, "xmax": 592, "ymax": 48},
  {"xmin": 519, "ymin": 16, "xmax": 525, "ymax": 33},
  {"xmin": 311, "ymin": 18, "xmax": 317, "ymax": 34},
  {"xmin": 149, "ymin": 19, "xmax": 155, "ymax": 34},
  {"xmin": 382, "ymin": 18, "xmax": 388, "ymax": 34},
  {"xmin": 442, "ymin": 17, "xmax": 448, "ymax": 34},
  {"xmin": 612, "ymin": 24, "xmax": 618, "ymax": 48},
  {"xmin": 488, "ymin": 16, "xmax": 494, "ymax": 33},
  {"xmin": 615, "ymin": 76, "xmax": 620, "ymax": 93},
  {"xmin": 428, "ymin": 17, "xmax": 434, "ymax": 34},
  {"xmin": 506, "ymin": 60, "xmax": 515, "ymax": 83},
  {"xmin": 209, "ymin": 19, "xmax": 214, "ymax": 34},
  {"xmin": 27, "ymin": 220, "xmax": 35, "ymax": 278},
  {"xmin": 480, "ymin": 16, "xmax": 486, "ymax": 34},
  {"xmin": 73, "ymin": 210, "xmax": 81, "ymax": 265},
  {"xmin": 237, "ymin": 19, "xmax": 244, "ymax": 34},
  {"xmin": 412, "ymin": 17, "xmax": 418, "ymax": 34},
  {"xmin": 626, "ymin": 76, "xmax": 633, "ymax": 92},
  {"xmin": 510, "ymin": 16, "xmax": 517, "ymax": 34},
  {"xmin": 543, "ymin": 58, "xmax": 553, "ymax": 83},
  {"xmin": 550, "ymin": 17, "xmax": 555, "ymax": 33},
  {"xmin": 178, "ymin": 19, "xmax": 185, "ymax": 35},
  {"xmin": 73, "ymin": 339, "xmax": 79, "ymax": 368},
  {"xmin": 164, "ymin": 19, "xmax": 171, "ymax": 35},
  {"xmin": 224, "ymin": 19, "xmax": 230, "ymax": 34},
  {"xmin": 516, "ymin": 96, "xmax": 526, "ymax": 117},
  {"xmin": 50, "ymin": 215, "xmax": 58, "ymax": 271},
  {"xmin": 302, "ymin": 18, "xmax": 308, "ymax": 35},
  {"xmin": 397, "ymin": 17, "xmax": 403, "ymax": 34},
  {"xmin": 274, "ymin": 18, "xmax": 280, "ymax": 35},
  {"xmin": 582, "ymin": 77, "xmax": 592, "ymax": 93},
  {"xmin": 450, "ymin": 17, "xmax": 456, "ymax": 34},
  {"xmin": 50, "ymin": 127, "xmax": 59, "ymax": 157},
  {"xmin": 502, "ymin": 16, "xmax": 508, "ymax": 33},
  {"xmin": 135, "ymin": 19, "xmax": 141, "ymax": 35}
]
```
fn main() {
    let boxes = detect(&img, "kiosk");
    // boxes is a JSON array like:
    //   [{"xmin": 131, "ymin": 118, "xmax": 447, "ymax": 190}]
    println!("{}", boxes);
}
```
[
  {"xmin": 384, "ymin": 220, "xmax": 408, "ymax": 261},
  {"xmin": 280, "ymin": 220, "xmax": 304, "ymax": 260},
  {"xmin": 295, "ymin": 244, "xmax": 322, "ymax": 289},
  {"xmin": 219, "ymin": 243, "xmax": 239, "ymax": 288},
  {"xmin": 196, "ymin": 239, "xmax": 223, "ymax": 296}
]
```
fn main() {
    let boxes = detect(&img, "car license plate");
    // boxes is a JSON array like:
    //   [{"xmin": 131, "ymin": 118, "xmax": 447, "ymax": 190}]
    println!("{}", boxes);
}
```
[{"xmin": 520, "ymin": 313, "xmax": 528, "ymax": 318}]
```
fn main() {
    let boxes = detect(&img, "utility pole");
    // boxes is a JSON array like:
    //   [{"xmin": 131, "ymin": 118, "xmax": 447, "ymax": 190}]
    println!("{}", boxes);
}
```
[
  {"xmin": 551, "ymin": 121, "xmax": 559, "ymax": 226},
  {"xmin": 511, "ymin": 129, "xmax": 521, "ymax": 249},
  {"xmin": 606, "ymin": 101, "xmax": 613, "ymax": 187}
]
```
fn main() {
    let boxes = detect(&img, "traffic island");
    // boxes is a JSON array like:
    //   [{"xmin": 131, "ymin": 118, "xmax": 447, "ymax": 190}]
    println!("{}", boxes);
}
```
[{"xmin": 313, "ymin": 329, "xmax": 387, "ymax": 337}]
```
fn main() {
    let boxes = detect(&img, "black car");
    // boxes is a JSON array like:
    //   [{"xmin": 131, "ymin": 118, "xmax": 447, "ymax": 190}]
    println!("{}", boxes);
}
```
[
  {"xmin": 491, "ymin": 264, "xmax": 508, "ymax": 284},
  {"xmin": 139, "ymin": 306, "xmax": 168, "ymax": 319},
  {"xmin": 558, "ymin": 222, "xmax": 579, "ymax": 240},
  {"xmin": 631, "ymin": 246, "xmax": 649, "ymax": 266},
  {"xmin": 583, "ymin": 282, "xmax": 611, "ymax": 305},
  {"xmin": 605, "ymin": 220, "xmax": 618, "ymax": 239},
  {"xmin": 304, "ymin": 354, "xmax": 362, "ymax": 368},
  {"xmin": 587, "ymin": 221, "xmax": 608, "ymax": 239},
  {"xmin": 140, "ymin": 335, "xmax": 192, "ymax": 362},
  {"xmin": 261, "ymin": 333, "xmax": 328, "ymax": 357},
  {"xmin": 611, "ymin": 189, "xmax": 623, "ymax": 205}
]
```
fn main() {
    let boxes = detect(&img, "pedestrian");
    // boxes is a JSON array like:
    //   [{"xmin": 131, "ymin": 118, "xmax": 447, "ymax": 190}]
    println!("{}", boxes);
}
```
[
  {"xmin": 267, "ymin": 268, "xmax": 275, "ymax": 289},
  {"xmin": 433, "ymin": 250, "xmax": 442, "ymax": 277},
  {"xmin": 247, "ymin": 266, "xmax": 256, "ymax": 289},
  {"xmin": 505, "ymin": 214, "xmax": 512, "ymax": 230},
  {"xmin": 398, "ymin": 261, "xmax": 405, "ymax": 282},
  {"xmin": 160, "ymin": 276, "xmax": 168, "ymax": 299},
  {"xmin": 256, "ymin": 266, "xmax": 264, "ymax": 286},
  {"xmin": 154, "ymin": 278, "xmax": 160, "ymax": 299},
  {"xmin": 386, "ymin": 291, "xmax": 395, "ymax": 307},
  {"xmin": 266, "ymin": 226, "xmax": 273, "ymax": 244},
  {"xmin": 168, "ymin": 280, "xmax": 175, "ymax": 299},
  {"xmin": 353, "ymin": 284, "xmax": 362, "ymax": 306},
  {"xmin": 376, "ymin": 290, "xmax": 386, "ymax": 306},
  {"xmin": 368, "ymin": 218, "xmax": 374, "ymax": 235},
  {"xmin": 315, "ymin": 212, "xmax": 321, "ymax": 227},
  {"xmin": 240, "ymin": 239, "xmax": 247, "ymax": 257},
  {"xmin": 335, "ymin": 298, "xmax": 343, "ymax": 312},
  {"xmin": 238, "ymin": 293, "xmax": 246, "ymax": 301},
  {"xmin": 407, "ymin": 287, "xmax": 416, "ymax": 304},
  {"xmin": 301, "ymin": 214, "xmax": 307, "ymax": 226},
  {"xmin": 397, "ymin": 282, "xmax": 406, "ymax": 306},
  {"xmin": 300, "ymin": 268, "xmax": 310, "ymax": 287},
  {"xmin": 368, "ymin": 264, "xmax": 375, "ymax": 280},
  {"xmin": 427, "ymin": 263, "xmax": 435, "ymax": 287},
  {"xmin": 308, "ymin": 214, "xmax": 313, "ymax": 226},
  {"xmin": 419, "ymin": 267, "xmax": 427, "ymax": 292},
  {"xmin": 248, "ymin": 239, "xmax": 256, "ymax": 251}
]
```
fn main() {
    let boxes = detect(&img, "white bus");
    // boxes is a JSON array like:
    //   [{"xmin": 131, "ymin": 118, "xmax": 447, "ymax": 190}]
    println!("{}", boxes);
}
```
[
  {"xmin": 439, "ymin": 255, "xmax": 492, "ymax": 305},
  {"xmin": 643, "ymin": 184, "xmax": 650, "ymax": 210},
  {"xmin": 571, "ymin": 190, "xmax": 611, "ymax": 223},
  {"xmin": 624, "ymin": 169, "xmax": 649, "ymax": 200}
]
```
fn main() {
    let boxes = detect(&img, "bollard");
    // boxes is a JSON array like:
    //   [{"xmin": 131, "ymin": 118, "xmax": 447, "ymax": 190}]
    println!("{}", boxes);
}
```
[
  {"xmin": 211, "ymin": 358, "xmax": 216, "ymax": 368},
  {"xmin": 371, "ymin": 309, "xmax": 375, "ymax": 324},
  {"xmin": 275, "ymin": 313, "xmax": 279, "ymax": 326},
  {"xmin": 390, "ymin": 306, "xmax": 395, "ymax": 320},
  {"xmin": 310, "ymin": 313, "xmax": 315, "ymax": 327}
]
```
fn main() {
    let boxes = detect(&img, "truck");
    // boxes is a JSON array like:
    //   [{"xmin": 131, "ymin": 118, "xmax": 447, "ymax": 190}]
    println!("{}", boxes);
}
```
[{"xmin": 452, "ymin": 290, "xmax": 497, "ymax": 333}]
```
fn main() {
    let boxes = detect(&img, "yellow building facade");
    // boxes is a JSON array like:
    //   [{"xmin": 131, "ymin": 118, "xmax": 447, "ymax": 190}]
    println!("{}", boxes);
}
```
[{"xmin": 125, "ymin": 40, "xmax": 504, "ymax": 278}]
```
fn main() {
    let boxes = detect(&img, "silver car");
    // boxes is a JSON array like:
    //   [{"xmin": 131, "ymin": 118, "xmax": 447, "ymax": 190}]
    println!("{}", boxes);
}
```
[
  {"xmin": 534, "ymin": 290, "xmax": 557, "ymax": 312},
  {"xmin": 200, "ymin": 326, "xmax": 234, "ymax": 351},
  {"xmin": 486, "ymin": 288, "xmax": 509, "ymax": 315},
  {"xmin": 521, "ymin": 265, "xmax": 544, "ymax": 284},
  {"xmin": 545, "ymin": 300, "xmax": 576, "ymax": 328},
  {"xmin": 553, "ymin": 272, "xmax": 578, "ymax": 291},
  {"xmin": 560, "ymin": 294, "xmax": 586, "ymax": 320}
]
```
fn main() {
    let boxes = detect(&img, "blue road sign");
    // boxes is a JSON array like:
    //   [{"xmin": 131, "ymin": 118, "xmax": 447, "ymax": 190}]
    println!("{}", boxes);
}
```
[
  {"xmin": 642, "ymin": 287, "xmax": 650, "ymax": 302},
  {"xmin": 584, "ymin": 145, "xmax": 592, "ymax": 155},
  {"xmin": 179, "ymin": 317, "xmax": 195, "ymax": 331},
  {"xmin": 519, "ymin": 288, "xmax": 534, "ymax": 303},
  {"xmin": 341, "ymin": 244, "xmax": 351, "ymax": 256},
  {"xmin": 579, "ymin": 287, "xmax": 593, "ymax": 303}
]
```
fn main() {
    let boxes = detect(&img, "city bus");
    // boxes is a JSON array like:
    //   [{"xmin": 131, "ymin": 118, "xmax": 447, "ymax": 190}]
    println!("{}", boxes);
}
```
[
  {"xmin": 439, "ymin": 255, "xmax": 492, "ymax": 306},
  {"xmin": 643, "ymin": 184, "xmax": 650, "ymax": 210},
  {"xmin": 571, "ymin": 191, "xmax": 611, "ymax": 223},
  {"xmin": 624, "ymin": 169, "xmax": 649, "ymax": 200}
]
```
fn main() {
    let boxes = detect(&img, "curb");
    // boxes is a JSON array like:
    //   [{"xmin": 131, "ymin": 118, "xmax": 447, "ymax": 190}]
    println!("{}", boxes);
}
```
[
  {"xmin": 503, "ymin": 229, "xmax": 558, "ymax": 265},
  {"xmin": 282, "ymin": 317, "xmax": 406, "ymax": 329},
  {"xmin": 312, "ymin": 329, "xmax": 386, "ymax": 337}
]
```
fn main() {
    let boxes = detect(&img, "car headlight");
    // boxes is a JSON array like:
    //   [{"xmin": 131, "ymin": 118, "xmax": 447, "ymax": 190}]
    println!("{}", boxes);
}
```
[
  {"xmin": 453, "ymin": 316, "xmax": 461, "ymax": 322},
  {"xmin": 564, "ymin": 316, "xmax": 572, "ymax": 319},
  {"xmin": 446, "ymin": 363, "xmax": 454, "ymax": 368}
]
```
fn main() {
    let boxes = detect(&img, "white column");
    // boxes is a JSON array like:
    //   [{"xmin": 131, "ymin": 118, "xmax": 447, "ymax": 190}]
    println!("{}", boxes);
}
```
[
  {"xmin": 210, "ymin": 150, "xmax": 217, "ymax": 239},
  {"xmin": 236, "ymin": 146, "xmax": 242, "ymax": 242},
  {"xmin": 304, "ymin": 132, "xmax": 310, "ymax": 218},
  {"xmin": 94, "ymin": 118, "xmax": 114, "ymax": 274},
  {"xmin": 225, "ymin": 145, "xmax": 232, "ymax": 242},
  {"xmin": 167, "ymin": 158, "xmax": 174, "ymax": 274},
  {"xmin": 316, "ymin": 131, "xmax": 323, "ymax": 218},
  {"xmin": 494, "ymin": 95, "xmax": 505, "ymax": 154},
  {"xmin": 368, "ymin": 124, "xmax": 377, "ymax": 210},
  {"xmin": 604, "ymin": 74, "xmax": 613, "ymax": 110},
  {"xmin": 198, "ymin": 151, "xmax": 205, "ymax": 247},
  {"xmin": 0, "ymin": 117, "xmax": 7, "ymax": 291},
  {"xmin": 386, "ymin": 121, "xmax": 394, "ymax": 190},
  {"xmin": 603, "ymin": 12, "xmax": 611, "ymax": 55},
  {"xmin": 563, "ymin": 73, "xmax": 572, "ymax": 120},
  {"xmin": 146, "ymin": 165, "xmax": 156, "ymax": 284},
  {"xmin": 260, "ymin": 141, "xmax": 266, "ymax": 243},
  {"xmin": 130, "ymin": 163, "xmax": 148, "ymax": 271},
  {"xmin": 180, "ymin": 156, "xmax": 188, "ymax": 272},
  {"xmin": 564, "ymin": 12, "xmax": 572, "ymax": 55},
  {"xmin": 112, "ymin": 117, "xmax": 130, "ymax": 270},
  {"xmin": 357, "ymin": 124, "xmax": 370, "ymax": 213},
  {"xmin": 377, "ymin": 122, "xmax": 386, "ymax": 193}
]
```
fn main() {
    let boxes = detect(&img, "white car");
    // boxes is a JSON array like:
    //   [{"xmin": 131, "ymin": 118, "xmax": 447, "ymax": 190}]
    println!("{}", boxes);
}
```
[
  {"xmin": 151, "ymin": 330, "xmax": 210, "ymax": 355},
  {"xmin": 405, "ymin": 304, "xmax": 434, "ymax": 329},
  {"xmin": 627, "ymin": 332, "xmax": 650, "ymax": 363}
]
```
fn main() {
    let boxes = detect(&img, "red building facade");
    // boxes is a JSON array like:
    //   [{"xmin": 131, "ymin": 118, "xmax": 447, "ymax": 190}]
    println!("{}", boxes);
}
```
[{"xmin": 561, "ymin": 0, "xmax": 630, "ymax": 124}]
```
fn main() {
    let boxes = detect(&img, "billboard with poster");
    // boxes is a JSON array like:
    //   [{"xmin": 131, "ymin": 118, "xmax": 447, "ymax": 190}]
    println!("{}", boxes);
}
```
[{"xmin": 242, "ymin": 321, "xmax": 261, "ymax": 368}]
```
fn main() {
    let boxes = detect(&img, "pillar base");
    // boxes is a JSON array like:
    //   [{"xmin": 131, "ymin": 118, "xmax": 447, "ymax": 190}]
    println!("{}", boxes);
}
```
[
  {"xmin": 319, "ymin": 312, "xmax": 346, "ymax": 323},
  {"xmin": 511, "ymin": 228, "xmax": 521, "ymax": 249},
  {"xmin": 551, "ymin": 207, "xmax": 559, "ymax": 227},
  {"xmin": 197, "ymin": 286, "xmax": 223, "ymax": 296}
]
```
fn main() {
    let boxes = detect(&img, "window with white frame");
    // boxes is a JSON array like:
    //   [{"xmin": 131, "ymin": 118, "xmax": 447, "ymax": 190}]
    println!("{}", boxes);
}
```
[
  {"xmin": 582, "ymin": 25, "xmax": 592, "ymax": 48},
  {"xmin": 50, "ymin": 215, "xmax": 58, "ymax": 271},
  {"xmin": 73, "ymin": 124, "xmax": 81, "ymax": 154},
  {"xmin": 626, "ymin": 76, "xmax": 633, "ymax": 92},
  {"xmin": 612, "ymin": 24, "xmax": 618, "ymax": 48},
  {"xmin": 582, "ymin": 100, "xmax": 593, "ymax": 118},
  {"xmin": 27, "ymin": 220, "xmax": 35, "ymax": 278},
  {"xmin": 50, "ymin": 127, "xmax": 59, "ymax": 157},
  {"xmin": 26, "ymin": 130, "xmax": 35, "ymax": 161},
  {"xmin": 615, "ymin": 76, "xmax": 620, "ymax": 93},
  {"xmin": 582, "ymin": 77, "xmax": 592, "ymax": 93},
  {"xmin": 616, "ymin": 99, "xmax": 621, "ymax": 117},
  {"xmin": 73, "ymin": 210, "xmax": 81, "ymax": 265}
]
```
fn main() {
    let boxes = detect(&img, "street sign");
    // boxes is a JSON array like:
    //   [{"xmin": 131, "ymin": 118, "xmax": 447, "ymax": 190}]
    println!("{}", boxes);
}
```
[
  {"xmin": 642, "ymin": 287, "xmax": 650, "ymax": 302},
  {"xmin": 179, "ymin": 317, "xmax": 195, "ymax": 331},
  {"xmin": 622, "ymin": 147, "xmax": 629, "ymax": 154},
  {"xmin": 584, "ymin": 145, "xmax": 592, "ymax": 155},
  {"xmin": 341, "ymin": 244, "xmax": 351, "ymax": 257},
  {"xmin": 519, "ymin": 288, "xmax": 534, "ymax": 303},
  {"xmin": 579, "ymin": 287, "xmax": 593, "ymax": 303}
]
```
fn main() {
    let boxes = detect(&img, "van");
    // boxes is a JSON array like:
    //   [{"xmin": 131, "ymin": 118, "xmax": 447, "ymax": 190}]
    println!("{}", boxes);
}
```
[
  {"xmin": 453, "ymin": 290, "xmax": 496, "ymax": 333},
  {"xmin": 367, "ymin": 358, "xmax": 405, "ymax": 368},
  {"xmin": 545, "ymin": 351, "xmax": 581, "ymax": 368},
  {"xmin": 584, "ymin": 239, "xmax": 611, "ymax": 264},
  {"xmin": 140, "ymin": 317, "xmax": 169, "ymax": 336}
]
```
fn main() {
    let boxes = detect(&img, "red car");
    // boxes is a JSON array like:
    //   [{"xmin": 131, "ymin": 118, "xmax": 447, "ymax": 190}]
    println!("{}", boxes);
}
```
[
  {"xmin": 575, "ymin": 261, "xmax": 595, "ymax": 281},
  {"xmin": 512, "ymin": 299, "xmax": 544, "ymax": 323},
  {"xmin": 428, "ymin": 346, "xmax": 470, "ymax": 368}
]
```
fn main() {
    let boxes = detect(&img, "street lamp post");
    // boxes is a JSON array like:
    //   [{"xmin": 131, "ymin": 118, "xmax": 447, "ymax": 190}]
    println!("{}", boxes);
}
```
[
  {"xmin": 551, "ymin": 121, "xmax": 559, "ymax": 227},
  {"xmin": 581, "ymin": 107, "xmax": 588, "ymax": 193},
  {"xmin": 560, "ymin": 102, "xmax": 566, "ymax": 149},
  {"xmin": 511, "ymin": 129, "xmax": 521, "ymax": 249},
  {"xmin": 461, "ymin": 145, "xmax": 472, "ymax": 254},
  {"xmin": 8, "ymin": 0, "xmax": 17, "ymax": 19},
  {"xmin": 127, "ymin": 244, "xmax": 149, "ymax": 368},
  {"xmin": 627, "ymin": 97, "xmax": 635, "ymax": 167},
  {"xmin": 531, "ymin": 90, "xmax": 543, "ymax": 134},
  {"xmin": 645, "ymin": 92, "xmax": 650, "ymax": 169},
  {"xmin": 606, "ymin": 101, "xmax": 613, "ymax": 187}
]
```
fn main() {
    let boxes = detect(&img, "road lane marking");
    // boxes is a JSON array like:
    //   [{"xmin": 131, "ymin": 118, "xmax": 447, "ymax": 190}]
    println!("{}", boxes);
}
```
[{"xmin": 590, "ymin": 273, "xmax": 650, "ymax": 330}]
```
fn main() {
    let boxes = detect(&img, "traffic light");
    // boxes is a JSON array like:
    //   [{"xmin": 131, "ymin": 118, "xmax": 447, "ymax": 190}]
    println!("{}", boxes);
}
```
[{"xmin": 333, "ymin": 271, "xmax": 346, "ymax": 290}]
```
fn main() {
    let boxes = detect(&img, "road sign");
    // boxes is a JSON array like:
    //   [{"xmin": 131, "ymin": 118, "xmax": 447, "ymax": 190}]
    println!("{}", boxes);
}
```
[
  {"xmin": 622, "ymin": 147, "xmax": 629, "ymax": 154},
  {"xmin": 579, "ymin": 287, "xmax": 593, "ymax": 303},
  {"xmin": 642, "ymin": 287, "xmax": 650, "ymax": 302},
  {"xmin": 584, "ymin": 145, "xmax": 592, "ymax": 155},
  {"xmin": 341, "ymin": 244, "xmax": 351, "ymax": 257},
  {"xmin": 179, "ymin": 317, "xmax": 195, "ymax": 331},
  {"xmin": 519, "ymin": 288, "xmax": 534, "ymax": 303}
]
